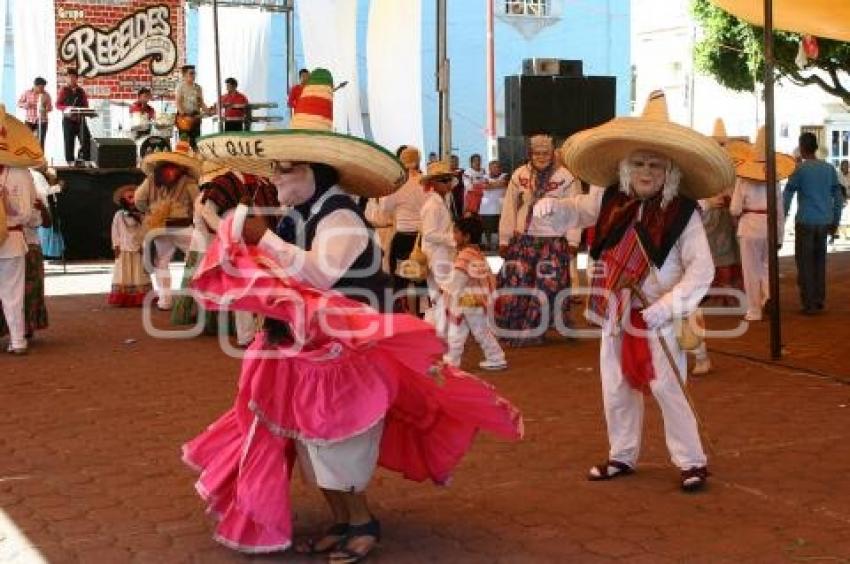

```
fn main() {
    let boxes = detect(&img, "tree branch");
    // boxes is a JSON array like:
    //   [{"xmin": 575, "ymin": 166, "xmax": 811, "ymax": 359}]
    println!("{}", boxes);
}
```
[{"xmin": 782, "ymin": 66, "xmax": 850, "ymax": 104}]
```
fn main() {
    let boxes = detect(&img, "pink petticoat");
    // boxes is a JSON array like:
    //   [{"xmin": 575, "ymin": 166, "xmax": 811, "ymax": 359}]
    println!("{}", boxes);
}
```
[{"xmin": 181, "ymin": 216, "xmax": 523, "ymax": 553}]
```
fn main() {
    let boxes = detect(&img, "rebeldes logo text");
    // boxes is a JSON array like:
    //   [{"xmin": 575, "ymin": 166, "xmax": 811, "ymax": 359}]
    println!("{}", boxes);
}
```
[{"xmin": 59, "ymin": 5, "xmax": 177, "ymax": 78}]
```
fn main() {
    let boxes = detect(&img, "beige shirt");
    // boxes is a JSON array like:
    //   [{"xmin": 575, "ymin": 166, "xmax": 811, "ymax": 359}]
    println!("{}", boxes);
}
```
[
  {"xmin": 379, "ymin": 172, "xmax": 427, "ymax": 232},
  {"xmin": 175, "ymin": 82, "xmax": 205, "ymax": 114},
  {"xmin": 730, "ymin": 178, "xmax": 784, "ymax": 240},
  {"xmin": 498, "ymin": 164, "xmax": 581, "ymax": 245},
  {"xmin": 134, "ymin": 175, "xmax": 200, "ymax": 220}
]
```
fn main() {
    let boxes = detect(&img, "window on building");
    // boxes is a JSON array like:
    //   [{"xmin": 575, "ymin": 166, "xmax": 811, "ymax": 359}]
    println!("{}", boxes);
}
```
[{"xmin": 504, "ymin": 0, "xmax": 549, "ymax": 17}]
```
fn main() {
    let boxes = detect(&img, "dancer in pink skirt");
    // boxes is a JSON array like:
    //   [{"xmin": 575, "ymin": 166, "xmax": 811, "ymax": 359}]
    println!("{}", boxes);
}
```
[{"xmin": 183, "ymin": 69, "xmax": 523, "ymax": 563}]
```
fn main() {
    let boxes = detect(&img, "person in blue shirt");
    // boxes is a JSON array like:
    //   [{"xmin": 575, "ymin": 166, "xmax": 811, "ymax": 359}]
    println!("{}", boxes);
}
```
[{"xmin": 783, "ymin": 132, "xmax": 843, "ymax": 314}]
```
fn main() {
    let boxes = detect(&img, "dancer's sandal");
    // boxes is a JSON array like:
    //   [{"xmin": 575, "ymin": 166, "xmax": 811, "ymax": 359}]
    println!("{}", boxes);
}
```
[
  {"xmin": 328, "ymin": 518, "xmax": 381, "ymax": 563},
  {"xmin": 680, "ymin": 466, "xmax": 709, "ymax": 492},
  {"xmin": 294, "ymin": 523, "xmax": 349, "ymax": 555},
  {"xmin": 587, "ymin": 460, "xmax": 634, "ymax": 481}
]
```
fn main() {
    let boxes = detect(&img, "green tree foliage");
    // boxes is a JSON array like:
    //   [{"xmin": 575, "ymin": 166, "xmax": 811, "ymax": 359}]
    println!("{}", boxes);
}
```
[{"xmin": 691, "ymin": 0, "xmax": 850, "ymax": 106}]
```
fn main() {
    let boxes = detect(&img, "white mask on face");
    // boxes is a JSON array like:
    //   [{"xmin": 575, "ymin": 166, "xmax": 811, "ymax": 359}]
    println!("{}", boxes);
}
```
[{"xmin": 271, "ymin": 163, "xmax": 316, "ymax": 206}]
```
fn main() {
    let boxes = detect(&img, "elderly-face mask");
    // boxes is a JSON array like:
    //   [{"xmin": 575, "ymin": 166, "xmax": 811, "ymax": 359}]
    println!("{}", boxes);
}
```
[{"xmin": 270, "ymin": 162, "xmax": 316, "ymax": 206}]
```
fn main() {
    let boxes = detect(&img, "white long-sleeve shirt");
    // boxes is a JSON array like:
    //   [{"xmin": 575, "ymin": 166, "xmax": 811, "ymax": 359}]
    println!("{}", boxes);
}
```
[
  {"xmin": 550, "ymin": 186, "xmax": 714, "ymax": 334},
  {"xmin": 498, "ymin": 164, "xmax": 581, "ymax": 245},
  {"xmin": 420, "ymin": 191, "xmax": 455, "ymax": 260},
  {"xmin": 258, "ymin": 186, "xmax": 369, "ymax": 290},
  {"xmin": 380, "ymin": 172, "xmax": 427, "ymax": 233},
  {"xmin": 111, "ymin": 211, "xmax": 145, "ymax": 252},
  {"xmin": 730, "ymin": 178, "xmax": 784, "ymax": 240},
  {"xmin": 0, "ymin": 167, "xmax": 35, "ymax": 258}
]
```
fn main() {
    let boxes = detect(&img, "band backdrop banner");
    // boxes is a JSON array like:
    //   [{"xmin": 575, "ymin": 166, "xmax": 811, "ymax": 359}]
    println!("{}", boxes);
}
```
[{"xmin": 54, "ymin": 0, "xmax": 186, "ymax": 100}]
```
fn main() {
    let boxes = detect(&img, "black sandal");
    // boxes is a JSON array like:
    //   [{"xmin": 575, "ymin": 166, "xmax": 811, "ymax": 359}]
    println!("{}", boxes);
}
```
[
  {"xmin": 680, "ymin": 466, "xmax": 709, "ymax": 492},
  {"xmin": 294, "ymin": 523, "xmax": 349, "ymax": 555},
  {"xmin": 329, "ymin": 518, "xmax": 381, "ymax": 563},
  {"xmin": 587, "ymin": 460, "xmax": 634, "ymax": 481}
]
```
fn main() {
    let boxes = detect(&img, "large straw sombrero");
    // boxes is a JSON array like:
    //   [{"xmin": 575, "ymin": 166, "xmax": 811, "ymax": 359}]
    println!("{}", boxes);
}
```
[
  {"xmin": 195, "ymin": 68, "xmax": 406, "ymax": 198},
  {"xmin": 141, "ymin": 140, "xmax": 201, "ymax": 179},
  {"xmin": 561, "ymin": 91, "xmax": 735, "ymax": 200},
  {"xmin": 420, "ymin": 160, "xmax": 459, "ymax": 187},
  {"xmin": 199, "ymin": 160, "xmax": 232, "ymax": 185},
  {"xmin": 0, "ymin": 104, "xmax": 45, "ymax": 168},
  {"xmin": 726, "ymin": 126, "xmax": 797, "ymax": 182}
]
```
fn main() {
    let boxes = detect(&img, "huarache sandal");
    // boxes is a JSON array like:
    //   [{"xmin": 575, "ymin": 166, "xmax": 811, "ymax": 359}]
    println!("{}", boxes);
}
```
[
  {"xmin": 294, "ymin": 523, "xmax": 349, "ymax": 555},
  {"xmin": 680, "ymin": 466, "xmax": 709, "ymax": 492},
  {"xmin": 587, "ymin": 460, "xmax": 634, "ymax": 481},
  {"xmin": 329, "ymin": 518, "xmax": 381, "ymax": 563}
]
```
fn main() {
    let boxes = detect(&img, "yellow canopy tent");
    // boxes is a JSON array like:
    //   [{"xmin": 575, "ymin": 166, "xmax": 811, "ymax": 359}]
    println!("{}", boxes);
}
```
[
  {"xmin": 711, "ymin": 0, "xmax": 850, "ymax": 41},
  {"xmin": 709, "ymin": 0, "xmax": 850, "ymax": 359}
]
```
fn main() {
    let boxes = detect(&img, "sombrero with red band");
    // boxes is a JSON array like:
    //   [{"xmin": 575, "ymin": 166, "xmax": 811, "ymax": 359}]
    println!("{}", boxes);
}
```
[
  {"xmin": 195, "ymin": 68, "xmax": 406, "ymax": 198},
  {"xmin": 0, "ymin": 104, "xmax": 45, "ymax": 168},
  {"xmin": 141, "ymin": 140, "xmax": 202, "ymax": 180}
]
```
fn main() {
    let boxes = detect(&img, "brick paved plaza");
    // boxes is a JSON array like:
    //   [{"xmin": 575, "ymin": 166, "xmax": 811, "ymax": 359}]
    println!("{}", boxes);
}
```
[{"xmin": 1, "ymin": 254, "xmax": 849, "ymax": 563}]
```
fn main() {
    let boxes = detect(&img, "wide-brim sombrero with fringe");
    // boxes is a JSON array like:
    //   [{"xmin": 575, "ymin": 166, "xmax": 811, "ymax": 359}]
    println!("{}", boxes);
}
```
[
  {"xmin": 141, "ymin": 140, "xmax": 201, "ymax": 180},
  {"xmin": 726, "ymin": 126, "xmax": 797, "ymax": 182},
  {"xmin": 195, "ymin": 68, "xmax": 406, "ymax": 198},
  {"xmin": 0, "ymin": 104, "xmax": 45, "ymax": 168},
  {"xmin": 561, "ymin": 91, "xmax": 735, "ymax": 200}
]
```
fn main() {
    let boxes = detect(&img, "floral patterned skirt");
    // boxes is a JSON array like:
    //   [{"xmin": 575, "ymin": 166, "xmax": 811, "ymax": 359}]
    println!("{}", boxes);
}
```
[
  {"xmin": 0, "ymin": 245, "xmax": 48, "ymax": 337},
  {"xmin": 495, "ymin": 235, "xmax": 571, "ymax": 347}
]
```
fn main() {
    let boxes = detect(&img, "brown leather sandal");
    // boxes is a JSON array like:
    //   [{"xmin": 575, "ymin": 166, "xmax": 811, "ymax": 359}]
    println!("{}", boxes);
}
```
[{"xmin": 587, "ymin": 460, "xmax": 634, "ymax": 481}]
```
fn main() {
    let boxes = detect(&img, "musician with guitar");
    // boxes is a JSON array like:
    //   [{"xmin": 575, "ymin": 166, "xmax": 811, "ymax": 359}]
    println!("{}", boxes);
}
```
[
  {"xmin": 174, "ymin": 65, "xmax": 212, "ymax": 149},
  {"xmin": 17, "ymin": 77, "xmax": 53, "ymax": 150},
  {"xmin": 129, "ymin": 87, "xmax": 156, "ymax": 139},
  {"xmin": 56, "ymin": 69, "xmax": 92, "ymax": 163}
]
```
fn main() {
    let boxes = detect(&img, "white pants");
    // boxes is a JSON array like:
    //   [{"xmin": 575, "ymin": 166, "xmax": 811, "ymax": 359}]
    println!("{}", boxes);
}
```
[
  {"xmin": 444, "ymin": 309, "xmax": 505, "ymax": 366},
  {"xmin": 600, "ymin": 328, "xmax": 706, "ymax": 470},
  {"xmin": 152, "ymin": 228, "xmax": 192, "ymax": 307},
  {"xmin": 423, "ymin": 246, "xmax": 455, "ymax": 339},
  {"xmin": 739, "ymin": 237, "xmax": 769, "ymax": 317},
  {"xmin": 296, "ymin": 420, "xmax": 383, "ymax": 493},
  {"xmin": 234, "ymin": 311, "xmax": 256, "ymax": 346},
  {"xmin": 0, "ymin": 256, "xmax": 26, "ymax": 349}
]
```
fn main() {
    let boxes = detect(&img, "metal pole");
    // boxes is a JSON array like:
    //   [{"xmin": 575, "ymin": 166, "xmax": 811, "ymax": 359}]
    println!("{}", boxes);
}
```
[
  {"xmin": 286, "ymin": 3, "xmax": 296, "ymax": 90},
  {"xmin": 212, "ymin": 0, "xmax": 224, "ymax": 132},
  {"xmin": 437, "ymin": 0, "xmax": 451, "ymax": 159},
  {"xmin": 763, "ymin": 0, "xmax": 782, "ymax": 359},
  {"xmin": 485, "ymin": 0, "xmax": 496, "ymax": 160}
]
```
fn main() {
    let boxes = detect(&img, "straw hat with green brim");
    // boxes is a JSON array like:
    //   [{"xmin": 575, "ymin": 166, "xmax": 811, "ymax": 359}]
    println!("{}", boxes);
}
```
[
  {"xmin": 726, "ymin": 126, "xmax": 797, "ymax": 182},
  {"xmin": 141, "ymin": 140, "xmax": 201, "ymax": 180},
  {"xmin": 113, "ymin": 184, "xmax": 137, "ymax": 206},
  {"xmin": 0, "ymin": 104, "xmax": 45, "ymax": 168},
  {"xmin": 196, "ymin": 68, "xmax": 406, "ymax": 198},
  {"xmin": 561, "ymin": 90, "xmax": 735, "ymax": 200},
  {"xmin": 420, "ymin": 160, "xmax": 459, "ymax": 187}
]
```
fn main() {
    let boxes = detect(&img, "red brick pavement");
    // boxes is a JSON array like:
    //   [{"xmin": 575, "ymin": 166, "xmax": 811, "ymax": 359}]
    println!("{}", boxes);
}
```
[{"xmin": 1, "ymin": 255, "xmax": 850, "ymax": 563}]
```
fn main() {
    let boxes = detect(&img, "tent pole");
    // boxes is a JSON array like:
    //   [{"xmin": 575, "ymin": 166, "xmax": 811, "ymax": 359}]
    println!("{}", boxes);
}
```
[
  {"xmin": 212, "ymin": 0, "xmax": 224, "ymax": 132},
  {"xmin": 286, "ymin": 3, "xmax": 295, "ymax": 90},
  {"xmin": 763, "ymin": 0, "xmax": 782, "ymax": 359},
  {"xmin": 437, "ymin": 0, "xmax": 451, "ymax": 159}
]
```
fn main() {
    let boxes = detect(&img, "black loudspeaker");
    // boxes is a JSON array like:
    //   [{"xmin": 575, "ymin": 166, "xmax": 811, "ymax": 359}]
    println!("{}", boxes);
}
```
[
  {"xmin": 497, "ymin": 136, "xmax": 528, "ymax": 174},
  {"xmin": 519, "ymin": 75, "xmax": 557, "ymax": 136},
  {"xmin": 504, "ymin": 75, "xmax": 522, "ymax": 137},
  {"xmin": 90, "ymin": 137, "xmax": 137, "ymax": 169},
  {"xmin": 584, "ymin": 76, "xmax": 617, "ymax": 129}
]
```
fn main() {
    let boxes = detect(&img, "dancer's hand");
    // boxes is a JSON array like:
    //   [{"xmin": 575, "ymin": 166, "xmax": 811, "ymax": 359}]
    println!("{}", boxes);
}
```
[
  {"xmin": 532, "ymin": 197, "xmax": 558, "ymax": 218},
  {"xmin": 242, "ymin": 215, "xmax": 269, "ymax": 245},
  {"xmin": 641, "ymin": 302, "xmax": 670, "ymax": 330}
]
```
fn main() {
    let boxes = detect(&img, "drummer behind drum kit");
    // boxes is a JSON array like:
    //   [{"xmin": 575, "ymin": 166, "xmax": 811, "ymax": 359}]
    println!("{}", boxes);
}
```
[{"xmin": 113, "ymin": 96, "xmax": 283, "ymax": 161}]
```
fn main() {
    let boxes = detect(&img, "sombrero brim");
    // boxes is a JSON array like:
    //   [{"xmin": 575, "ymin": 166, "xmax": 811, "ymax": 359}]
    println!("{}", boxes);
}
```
[
  {"xmin": 113, "ymin": 184, "xmax": 137, "ymax": 205},
  {"xmin": 420, "ymin": 173, "xmax": 459, "ymax": 188},
  {"xmin": 726, "ymin": 140, "xmax": 797, "ymax": 181},
  {"xmin": 195, "ymin": 130, "xmax": 406, "ymax": 198},
  {"xmin": 0, "ymin": 113, "xmax": 45, "ymax": 168},
  {"xmin": 199, "ymin": 161, "xmax": 232, "ymax": 185},
  {"xmin": 562, "ymin": 117, "xmax": 736, "ymax": 200},
  {"xmin": 141, "ymin": 152, "xmax": 202, "ymax": 180}
]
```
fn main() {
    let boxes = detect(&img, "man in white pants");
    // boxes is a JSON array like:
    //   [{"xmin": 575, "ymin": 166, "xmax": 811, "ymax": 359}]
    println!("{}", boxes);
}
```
[
  {"xmin": 533, "ymin": 91, "xmax": 734, "ymax": 492},
  {"xmin": 419, "ymin": 161, "xmax": 458, "ymax": 337},
  {"xmin": 0, "ymin": 106, "xmax": 42, "ymax": 355},
  {"xmin": 134, "ymin": 142, "xmax": 200, "ymax": 310}
]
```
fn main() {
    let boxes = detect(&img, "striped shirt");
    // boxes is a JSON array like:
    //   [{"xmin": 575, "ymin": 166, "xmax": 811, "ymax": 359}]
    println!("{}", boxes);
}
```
[{"xmin": 17, "ymin": 89, "xmax": 53, "ymax": 124}]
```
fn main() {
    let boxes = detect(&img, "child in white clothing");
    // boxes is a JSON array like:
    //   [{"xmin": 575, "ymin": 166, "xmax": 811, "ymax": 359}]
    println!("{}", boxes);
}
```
[
  {"xmin": 108, "ymin": 186, "xmax": 152, "ymax": 306},
  {"xmin": 443, "ymin": 216, "xmax": 507, "ymax": 371}
]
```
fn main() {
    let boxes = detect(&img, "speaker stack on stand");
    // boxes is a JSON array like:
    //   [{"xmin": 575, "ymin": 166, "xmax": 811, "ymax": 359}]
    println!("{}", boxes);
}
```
[{"xmin": 498, "ymin": 59, "xmax": 617, "ymax": 173}]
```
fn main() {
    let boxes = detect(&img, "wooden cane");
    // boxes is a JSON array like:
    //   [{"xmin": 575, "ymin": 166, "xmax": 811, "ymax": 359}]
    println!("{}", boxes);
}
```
[{"xmin": 629, "ymin": 283, "xmax": 715, "ymax": 454}]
